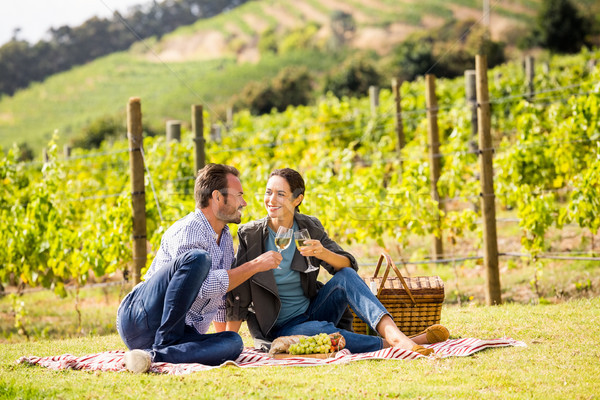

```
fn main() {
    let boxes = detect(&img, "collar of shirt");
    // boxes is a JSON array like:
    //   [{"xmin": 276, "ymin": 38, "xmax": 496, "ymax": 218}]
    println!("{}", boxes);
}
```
[{"xmin": 193, "ymin": 208, "xmax": 228, "ymax": 243}]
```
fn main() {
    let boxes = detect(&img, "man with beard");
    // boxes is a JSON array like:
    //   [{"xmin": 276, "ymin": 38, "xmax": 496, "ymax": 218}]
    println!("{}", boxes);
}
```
[{"xmin": 117, "ymin": 164, "xmax": 281, "ymax": 373}]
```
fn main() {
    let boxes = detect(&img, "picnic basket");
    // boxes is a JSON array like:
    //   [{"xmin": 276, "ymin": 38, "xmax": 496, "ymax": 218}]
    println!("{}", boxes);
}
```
[{"xmin": 351, "ymin": 252, "xmax": 445, "ymax": 337}]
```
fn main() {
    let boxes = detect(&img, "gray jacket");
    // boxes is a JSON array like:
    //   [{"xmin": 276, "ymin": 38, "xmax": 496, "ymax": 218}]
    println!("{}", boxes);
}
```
[{"xmin": 226, "ymin": 213, "xmax": 358, "ymax": 350}]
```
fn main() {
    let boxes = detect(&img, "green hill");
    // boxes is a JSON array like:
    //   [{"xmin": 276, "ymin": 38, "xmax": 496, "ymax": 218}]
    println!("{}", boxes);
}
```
[{"xmin": 0, "ymin": 0, "xmax": 593, "ymax": 153}]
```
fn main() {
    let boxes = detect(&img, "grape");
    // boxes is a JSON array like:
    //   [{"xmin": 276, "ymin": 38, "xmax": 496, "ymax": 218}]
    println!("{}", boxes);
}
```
[{"xmin": 288, "ymin": 333, "xmax": 333, "ymax": 355}]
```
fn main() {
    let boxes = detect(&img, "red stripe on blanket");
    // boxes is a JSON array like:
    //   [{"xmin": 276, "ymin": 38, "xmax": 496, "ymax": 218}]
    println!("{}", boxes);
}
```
[{"xmin": 16, "ymin": 338, "xmax": 526, "ymax": 375}]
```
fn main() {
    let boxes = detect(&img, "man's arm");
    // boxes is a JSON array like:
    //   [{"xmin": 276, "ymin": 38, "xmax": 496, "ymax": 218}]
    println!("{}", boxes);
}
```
[
  {"xmin": 213, "ymin": 321, "xmax": 226, "ymax": 332},
  {"xmin": 227, "ymin": 250, "xmax": 281, "ymax": 291},
  {"xmin": 226, "ymin": 320, "xmax": 243, "ymax": 332}
]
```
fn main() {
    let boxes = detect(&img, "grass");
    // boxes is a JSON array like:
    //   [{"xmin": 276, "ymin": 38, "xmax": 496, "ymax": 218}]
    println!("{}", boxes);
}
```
[
  {"xmin": 1, "ymin": 297, "xmax": 598, "ymax": 399},
  {"xmin": 1, "ymin": 255, "xmax": 599, "ymax": 399}
]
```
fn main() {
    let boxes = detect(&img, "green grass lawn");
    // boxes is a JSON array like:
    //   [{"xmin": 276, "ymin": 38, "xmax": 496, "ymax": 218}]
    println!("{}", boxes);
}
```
[
  {"xmin": 1, "ymin": 232, "xmax": 598, "ymax": 399},
  {"xmin": 1, "ymin": 285, "xmax": 599, "ymax": 399}
]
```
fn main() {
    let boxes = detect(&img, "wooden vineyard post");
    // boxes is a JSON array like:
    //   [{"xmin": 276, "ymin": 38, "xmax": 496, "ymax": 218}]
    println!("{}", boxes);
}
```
[
  {"xmin": 464, "ymin": 70, "xmax": 478, "ymax": 153},
  {"xmin": 226, "ymin": 106, "xmax": 234, "ymax": 130},
  {"xmin": 369, "ymin": 85, "xmax": 379, "ymax": 116},
  {"xmin": 63, "ymin": 144, "xmax": 71, "ymax": 160},
  {"xmin": 425, "ymin": 74, "xmax": 443, "ymax": 260},
  {"xmin": 192, "ymin": 105, "xmax": 205, "ymax": 173},
  {"xmin": 391, "ymin": 78, "xmax": 405, "ymax": 153},
  {"xmin": 127, "ymin": 97, "xmax": 147, "ymax": 285},
  {"xmin": 525, "ymin": 55, "xmax": 535, "ymax": 101},
  {"xmin": 166, "ymin": 120, "xmax": 181, "ymax": 143},
  {"xmin": 475, "ymin": 55, "xmax": 502, "ymax": 305}
]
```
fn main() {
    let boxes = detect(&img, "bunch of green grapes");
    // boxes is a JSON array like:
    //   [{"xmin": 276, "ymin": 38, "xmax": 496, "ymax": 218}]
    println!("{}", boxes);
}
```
[{"xmin": 288, "ymin": 333, "xmax": 332, "ymax": 355}]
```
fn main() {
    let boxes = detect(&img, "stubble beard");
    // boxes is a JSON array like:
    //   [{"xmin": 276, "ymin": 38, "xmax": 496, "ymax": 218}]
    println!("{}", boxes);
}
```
[{"xmin": 217, "ymin": 206, "xmax": 242, "ymax": 224}]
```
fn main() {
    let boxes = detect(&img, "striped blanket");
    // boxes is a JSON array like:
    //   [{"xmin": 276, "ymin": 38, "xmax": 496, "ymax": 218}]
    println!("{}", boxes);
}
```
[{"xmin": 17, "ymin": 337, "xmax": 525, "ymax": 375}]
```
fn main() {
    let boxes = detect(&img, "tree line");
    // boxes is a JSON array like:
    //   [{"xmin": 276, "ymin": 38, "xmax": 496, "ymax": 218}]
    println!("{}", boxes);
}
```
[{"xmin": 0, "ymin": 0, "xmax": 248, "ymax": 97}]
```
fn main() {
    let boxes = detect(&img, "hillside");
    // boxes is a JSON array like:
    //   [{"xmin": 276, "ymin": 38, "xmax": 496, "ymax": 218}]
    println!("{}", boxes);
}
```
[
  {"xmin": 0, "ymin": 0, "xmax": 594, "ymax": 153},
  {"xmin": 150, "ymin": 0, "xmax": 537, "ymax": 63}
]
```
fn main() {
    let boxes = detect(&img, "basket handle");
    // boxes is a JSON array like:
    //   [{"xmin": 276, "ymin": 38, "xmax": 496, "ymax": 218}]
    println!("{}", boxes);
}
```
[{"xmin": 373, "ymin": 252, "xmax": 417, "ymax": 305}]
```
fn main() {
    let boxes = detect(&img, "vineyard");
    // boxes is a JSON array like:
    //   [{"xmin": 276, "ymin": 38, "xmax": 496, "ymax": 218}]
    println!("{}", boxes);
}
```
[{"xmin": 1, "ymin": 49, "xmax": 599, "ymax": 301}]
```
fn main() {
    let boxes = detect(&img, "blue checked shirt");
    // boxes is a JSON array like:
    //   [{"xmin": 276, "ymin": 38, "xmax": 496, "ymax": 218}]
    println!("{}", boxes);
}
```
[{"xmin": 143, "ymin": 209, "xmax": 233, "ymax": 334}]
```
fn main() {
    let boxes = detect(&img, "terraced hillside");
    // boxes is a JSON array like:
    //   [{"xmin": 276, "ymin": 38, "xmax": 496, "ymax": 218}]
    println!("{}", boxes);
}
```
[
  {"xmin": 1, "ymin": 0, "xmax": 596, "ymax": 152},
  {"xmin": 152, "ymin": 0, "xmax": 540, "ymax": 63}
]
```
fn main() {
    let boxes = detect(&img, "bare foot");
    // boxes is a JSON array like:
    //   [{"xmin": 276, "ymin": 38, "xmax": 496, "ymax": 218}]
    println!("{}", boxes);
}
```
[{"xmin": 377, "ymin": 315, "xmax": 417, "ymax": 351}]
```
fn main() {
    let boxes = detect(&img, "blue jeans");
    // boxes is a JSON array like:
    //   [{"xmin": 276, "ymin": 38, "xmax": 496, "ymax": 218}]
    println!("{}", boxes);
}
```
[
  {"xmin": 116, "ymin": 250, "xmax": 244, "ymax": 366},
  {"xmin": 270, "ymin": 268, "xmax": 388, "ymax": 353}
]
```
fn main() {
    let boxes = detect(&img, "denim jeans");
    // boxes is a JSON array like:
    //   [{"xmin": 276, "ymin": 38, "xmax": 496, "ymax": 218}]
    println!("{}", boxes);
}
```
[
  {"xmin": 269, "ymin": 267, "xmax": 388, "ymax": 353},
  {"xmin": 116, "ymin": 249, "xmax": 244, "ymax": 366}
]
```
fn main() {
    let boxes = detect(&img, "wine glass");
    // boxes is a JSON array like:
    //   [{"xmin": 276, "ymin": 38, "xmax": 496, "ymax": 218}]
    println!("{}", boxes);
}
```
[
  {"xmin": 294, "ymin": 229, "xmax": 319, "ymax": 273},
  {"xmin": 275, "ymin": 226, "xmax": 293, "ymax": 253},
  {"xmin": 274, "ymin": 226, "xmax": 292, "ymax": 269}
]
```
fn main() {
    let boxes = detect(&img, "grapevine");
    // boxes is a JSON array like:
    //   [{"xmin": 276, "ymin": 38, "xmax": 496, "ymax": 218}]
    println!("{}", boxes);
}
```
[{"xmin": 1, "ymin": 49, "xmax": 599, "ymax": 295}]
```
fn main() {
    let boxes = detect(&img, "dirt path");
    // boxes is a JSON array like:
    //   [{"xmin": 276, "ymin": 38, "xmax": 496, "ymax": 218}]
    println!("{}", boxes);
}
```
[
  {"xmin": 293, "ymin": 0, "xmax": 330, "ymax": 25},
  {"xmin": 154, "ymin": 31, "xmax": 228, "ymax": 62},
  {"xmin": 149, "ymin": 0, "xmax": 529, "ymax": 63},
  {"xmin": 261, "ymin": 2, "xmax": 303, "ymax": 30}
]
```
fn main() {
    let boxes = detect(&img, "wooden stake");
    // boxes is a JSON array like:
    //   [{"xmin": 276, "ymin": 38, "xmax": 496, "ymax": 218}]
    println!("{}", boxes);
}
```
[
  {"xmin": 391, "ymin": 78, "xmax": 405, "ymax": 152},
  {"xmin": 464, "ymin": 70, "xmax": 478, "ymax": 153},
  {"xmin": 525, "ymin": 55, "xmax": 534, "ymax": 101},
  {"xmin": 475, "ymin": 55, "xmax": 501, "ymax": 305},
  {"xmin": 166, "ymin": 120, "xmax": 181, "ymax": 143},
  {"xmin": 425, "ymin": 74, "xmax": 443, "ymax": 260},
  {"xmin": 192, "ymin": 105, "xmax": 205, "ymax": 173},
  {"xmin": 127, "ymin": 97, "xmax": 147, "ymax": 285},
  {"xmin": 369, "ymin": 86, "xmax": 379, "ymax": 116},
  {"xmin": 63, "ymin": 145, "xmax": 71, "ymax": 160},
  {"xmin": 226, "ymin": 106, "xmax": 234, "ymax": 130}
]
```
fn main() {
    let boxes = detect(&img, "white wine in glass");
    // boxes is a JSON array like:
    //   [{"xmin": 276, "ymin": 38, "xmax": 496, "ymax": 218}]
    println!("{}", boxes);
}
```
[
  {"xmin": 275, "ymin": 236, "xmax": 292, "ymax": 252},
  {"xmin": 274, "ymin": 226, "xmax": 292, "ymax": 270},
  {"xmin": 294, "ymin": 229, "xmax": 319, "ymax": 273}
]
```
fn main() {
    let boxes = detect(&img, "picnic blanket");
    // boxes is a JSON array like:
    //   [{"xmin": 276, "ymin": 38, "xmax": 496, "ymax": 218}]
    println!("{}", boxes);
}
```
[{"xmin": 17, "ymin": 337, "xmax": 525, "ymax": 375}]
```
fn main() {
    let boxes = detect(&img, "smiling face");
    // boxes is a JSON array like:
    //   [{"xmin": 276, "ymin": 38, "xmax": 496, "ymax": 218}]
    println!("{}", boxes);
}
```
[
  {"xmin": 264, "ymin": 175, "xmax": 303, "ymax": 223},
  {"xmin": 215, "ymin": 173, "xmax": 247, "ymax": 224}
]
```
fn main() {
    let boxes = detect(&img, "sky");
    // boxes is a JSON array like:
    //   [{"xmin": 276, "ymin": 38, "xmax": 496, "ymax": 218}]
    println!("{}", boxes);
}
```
[{"xmin": 0, "ymin": 0, "xmax": 148, "ymax": 46}]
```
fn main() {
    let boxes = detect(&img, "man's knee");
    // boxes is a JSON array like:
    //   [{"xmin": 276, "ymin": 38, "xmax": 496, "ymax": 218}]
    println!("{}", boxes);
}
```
[
  {"xmin": 182, "ymin": 249, "xmax": 210, "ymax": 265},
  {"xmin": 221, "ymin": 331, "xmax": 244, "ymax": 358},
  {"xmin": 180, "ymin": 249, "xmax": 212, "ymax": 274}
]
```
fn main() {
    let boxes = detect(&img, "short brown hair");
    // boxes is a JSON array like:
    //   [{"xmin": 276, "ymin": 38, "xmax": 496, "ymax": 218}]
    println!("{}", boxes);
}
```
[
  {"xmin": 195, "ymin": 163, "xmax": 240, "ymax": 208},
  {"xmin": 269, "ymin": 168, "xmax": 305, "ymax": 211}
]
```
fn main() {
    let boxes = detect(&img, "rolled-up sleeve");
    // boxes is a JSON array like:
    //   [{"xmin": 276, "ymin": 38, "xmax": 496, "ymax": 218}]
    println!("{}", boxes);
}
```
[{"xmin": 199, "ymin": 269, "xmax": 229, "ymax": 299}]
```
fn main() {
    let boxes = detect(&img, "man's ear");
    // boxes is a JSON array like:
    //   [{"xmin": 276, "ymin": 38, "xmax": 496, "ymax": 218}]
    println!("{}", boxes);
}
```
[{"xmin": 212, "ymin": 190, "xmax": 221, "ymax": 203}]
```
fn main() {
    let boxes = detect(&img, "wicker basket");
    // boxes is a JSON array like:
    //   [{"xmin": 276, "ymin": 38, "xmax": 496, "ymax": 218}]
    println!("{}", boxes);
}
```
[{"xmin": 352, "ymin": 252, "xmax": 445, "ymax": 337}]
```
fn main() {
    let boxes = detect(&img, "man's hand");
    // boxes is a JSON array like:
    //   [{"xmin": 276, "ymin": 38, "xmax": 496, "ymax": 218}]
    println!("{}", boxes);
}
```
[
  {"xmin": 252, "ymin": 250, "xmax": 282, "ymax": 272},
  {"xmin": 227, "ymin": 251, "xmax": 282, "ymax": 291}
]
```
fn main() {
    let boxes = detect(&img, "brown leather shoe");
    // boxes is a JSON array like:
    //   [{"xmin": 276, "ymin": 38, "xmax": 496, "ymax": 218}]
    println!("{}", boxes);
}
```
[
  {"xmin": 425, "ymin": 324, "xmax": 449, "ymax": 344},
  {"xmin": 411, "ymin": 345, "xmax": 434, "ymax": 356}
]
